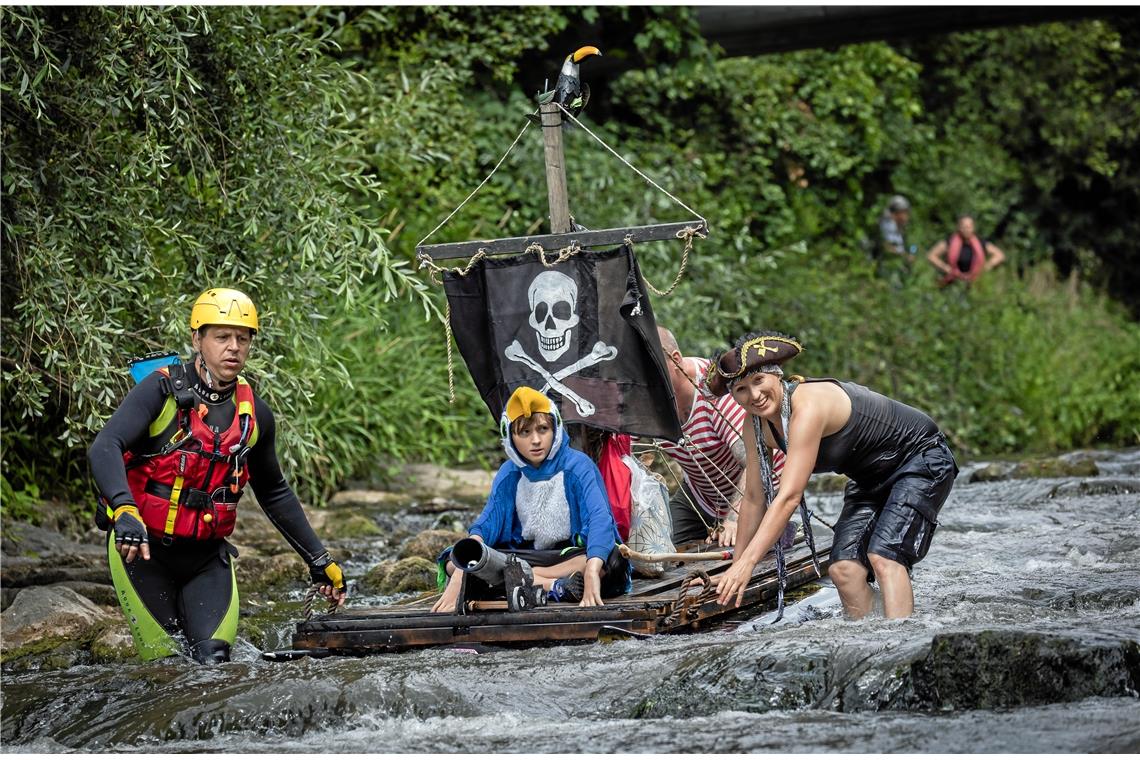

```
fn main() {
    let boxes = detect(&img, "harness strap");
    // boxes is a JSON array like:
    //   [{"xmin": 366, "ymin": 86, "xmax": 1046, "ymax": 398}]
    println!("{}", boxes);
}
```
[{"xmin": 164, "ymin": 453, "xmax": 188, "ymax": 537}]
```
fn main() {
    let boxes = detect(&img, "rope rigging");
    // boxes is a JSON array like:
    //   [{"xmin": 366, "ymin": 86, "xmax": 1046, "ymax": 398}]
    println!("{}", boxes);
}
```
[{"xmin": 415, "ymin": 104, "xmax": 708, "ymax": 402}]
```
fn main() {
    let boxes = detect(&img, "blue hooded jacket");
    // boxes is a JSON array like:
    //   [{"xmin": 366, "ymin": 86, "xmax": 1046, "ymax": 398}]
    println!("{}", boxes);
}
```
[{"xmin": 468, "ymin": 394, "xmax": 619, "ymax": 562}]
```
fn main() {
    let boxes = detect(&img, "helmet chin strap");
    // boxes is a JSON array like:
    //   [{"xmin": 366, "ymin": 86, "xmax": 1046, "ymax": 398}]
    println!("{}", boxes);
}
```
[{"xmin": 194, "ymin": 354, "xmax": 235, "ymax": 392}]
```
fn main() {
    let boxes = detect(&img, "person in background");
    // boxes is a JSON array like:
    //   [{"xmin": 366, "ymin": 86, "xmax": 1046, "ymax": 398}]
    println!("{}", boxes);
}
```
[
  {"xmin": 926, "ymin": 214, "xmax": 1006, "ymax": 287},
  {"xmin": 879, "ymin": 194, "xmax": 916, "ymax": 267}
]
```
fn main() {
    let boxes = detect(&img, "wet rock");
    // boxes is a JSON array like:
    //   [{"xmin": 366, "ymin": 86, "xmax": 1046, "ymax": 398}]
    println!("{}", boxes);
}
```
[
  {"xmin": 387, "ymin": 464, "xmax": 494, "ymax": 503},
  {"xmin": 969, "ymin": 461, "xmax": 1018, "ymax": 482},
  {"xmin": 55, "ymin": 581, "xmax": 118, "ymax": 607},
  {"xmin": 0, "ymin": 586, "xmax": 114, "ymax": 662},
  {"xmin": 358, "ymin": 557, "xmax": 438, "ymax": 595},
  {"xmin": 89, "ymin": 623, "xmax": 137, "ymax": 663},
  {"xmin": 899, "ymin": 630, "xmax": 1140, "ymax": 710},
  {"xmin": 808, "ymin": 473, "xmax": 849, "ymax": 493},
  {"xmin": 1013, "ymin": 456, "xmax": 1099, "ymax": 479},
  {"xmin": 0, "ymin": 556, "xmax": 111, "ymax": 588},
  {"xmin": 238, "ymin": 554, "xmax": 306, "ymax": 593},
  {"xmin": 1049, "ymin": 477, "xmax": 1140, "ymax": 497},
  {"xmin": 323, "ymin": 511, "xmax": 382, "ymax": 539},
  {"xmin": 431, "ymin": 515, "xmax": 470, "ymax": 534},
  {"xmin": 1, "ymin": 521, "xmax": 104, "ymax": 559},
  {"xmin": 327, "ymin": 490, "xmax": 411, "ymax": 511},
  {"xmin": 230, "ymin": 503, "xmax": 329, "ymax": 554},
  {"xmin": 397, "ymin": 529, "xmax": 465, "ymax": 561}
]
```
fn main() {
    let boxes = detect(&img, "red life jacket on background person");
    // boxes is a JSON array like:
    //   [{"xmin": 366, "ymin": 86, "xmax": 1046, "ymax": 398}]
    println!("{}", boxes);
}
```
[
  {"xmin": 597, "ymin": 433, "xmax": 633, "ymax": 541},
  {"xmin": 124, "ymin": 365, "xmax": 258, "ymax": 541},
  {"xmin": 942, "ymin": 233, "xmax": 986, "ymax": 285}
]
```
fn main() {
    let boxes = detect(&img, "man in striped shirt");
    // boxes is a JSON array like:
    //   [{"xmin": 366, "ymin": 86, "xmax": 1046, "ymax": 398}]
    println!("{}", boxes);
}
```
[{"xmin": 656, "ymin": 327, "xmax": 784, "ymax": 547}]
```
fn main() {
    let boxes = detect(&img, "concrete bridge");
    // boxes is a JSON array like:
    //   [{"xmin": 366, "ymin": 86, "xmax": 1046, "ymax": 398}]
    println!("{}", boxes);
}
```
[{"xmin": 695, "ymin": 6, "xmax": 1102, "ymax": 58}]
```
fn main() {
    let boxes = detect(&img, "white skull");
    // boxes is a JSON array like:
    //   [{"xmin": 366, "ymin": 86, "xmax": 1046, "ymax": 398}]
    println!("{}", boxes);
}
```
[{"xmin": 527, "ymin": 271, "xmax": 579, "ymax": 363}]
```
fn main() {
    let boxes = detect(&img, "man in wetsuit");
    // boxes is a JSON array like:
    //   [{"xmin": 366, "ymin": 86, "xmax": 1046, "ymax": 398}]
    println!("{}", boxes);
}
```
[
  {"xmin": 88, "ymin": 287, "xmax": 346, "ymax": 663},
  {"xmin": 926, "ymin": 214, "xmax": 1006, "ymax": 287}
]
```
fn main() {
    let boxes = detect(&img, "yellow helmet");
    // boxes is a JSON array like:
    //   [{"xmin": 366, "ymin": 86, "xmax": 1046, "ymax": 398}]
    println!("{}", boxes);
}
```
[{"xmin": 189, "ymin": 288, "xmax": 259, "ymax": 333}]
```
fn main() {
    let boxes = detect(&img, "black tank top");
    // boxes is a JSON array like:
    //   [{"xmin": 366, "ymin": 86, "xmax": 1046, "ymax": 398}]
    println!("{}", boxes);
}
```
[{"xmin": 773, "ymin": 379, "xmax": 942, "ymax": 485}]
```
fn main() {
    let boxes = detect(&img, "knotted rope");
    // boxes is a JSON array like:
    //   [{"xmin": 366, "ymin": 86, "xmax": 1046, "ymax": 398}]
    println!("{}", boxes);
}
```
[{"xmin": 301, "ymin": 585, "xmax": 341, "ymax": 622}]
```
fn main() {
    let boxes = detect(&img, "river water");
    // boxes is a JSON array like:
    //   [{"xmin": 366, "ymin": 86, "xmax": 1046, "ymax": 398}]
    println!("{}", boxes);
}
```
[{"xmin": 3, "ymin": 449, "xmax": 1139, "ymax": 753}]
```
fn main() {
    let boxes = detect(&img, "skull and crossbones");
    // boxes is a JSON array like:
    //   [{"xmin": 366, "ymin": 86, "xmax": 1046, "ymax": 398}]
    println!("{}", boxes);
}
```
[{"xmin": 504, "ymin": 271, "xmax": 618, "ymax": 416}]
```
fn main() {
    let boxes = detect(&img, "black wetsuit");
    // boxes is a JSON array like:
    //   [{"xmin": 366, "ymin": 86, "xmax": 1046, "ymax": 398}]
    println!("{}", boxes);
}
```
[
  {"xmin": 783, "ymin": 380, "xmax": 958, "ymax": 573},
  {"xmin": 88, "ymin": 362, "xmax": 327, "ymax": 661}
]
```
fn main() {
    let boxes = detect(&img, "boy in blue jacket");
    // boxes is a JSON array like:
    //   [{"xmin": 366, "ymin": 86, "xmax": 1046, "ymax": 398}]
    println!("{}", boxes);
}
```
[{"xmin": 432, "ymin": 386, "xmax": 630, "ymax": 611}]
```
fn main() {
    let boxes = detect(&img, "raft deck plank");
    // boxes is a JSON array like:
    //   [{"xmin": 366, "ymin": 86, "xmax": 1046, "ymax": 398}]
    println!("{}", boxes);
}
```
[{"xmin": 289, "ymin": 536, "xmax": 831, "ymax": 655}]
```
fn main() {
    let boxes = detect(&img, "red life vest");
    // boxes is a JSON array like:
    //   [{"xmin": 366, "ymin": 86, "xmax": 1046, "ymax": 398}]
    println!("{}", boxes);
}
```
[
  {"xmin": 598, "ymin": 433, "xmax": 632, "ymax": 541},
  {"xmin": 942, "ymin": 233, "xmax": 986, "ymax": 284},
  {"xmin": 124, "ymin": 367, "xmax": 257, "ymax": 540}
]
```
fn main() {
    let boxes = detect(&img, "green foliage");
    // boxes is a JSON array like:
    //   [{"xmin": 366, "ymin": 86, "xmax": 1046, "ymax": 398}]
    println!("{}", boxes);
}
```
[
  {"xmin": 2, "ymin": 8, "xmax": 1138, "ymax": 520},
  {"xmin": 901, "ymin": 19, "xmax": 1140, "ymax": 311},
  {"xmin": 1, "ymin": 474, "xmax": 41, "ymax": 524},
  {"xmin": 1, "ymin": 7, "xmax": 431, "ymax": 502}
]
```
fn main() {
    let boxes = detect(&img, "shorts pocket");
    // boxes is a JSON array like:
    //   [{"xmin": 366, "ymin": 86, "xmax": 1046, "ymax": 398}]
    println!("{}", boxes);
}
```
[
  {"xmin": 921, "ymin": 444, "xmax": 956, "ymax": 483},
  {"xmin": 900, "ymin": 498, "xmax": 938, "ymax": 565}
]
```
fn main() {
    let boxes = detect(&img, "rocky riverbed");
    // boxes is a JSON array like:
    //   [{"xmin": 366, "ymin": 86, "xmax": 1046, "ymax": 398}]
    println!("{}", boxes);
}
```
[{"xmin": 2, "ymin": 450, "xmax": 1139, "ymax": 752}]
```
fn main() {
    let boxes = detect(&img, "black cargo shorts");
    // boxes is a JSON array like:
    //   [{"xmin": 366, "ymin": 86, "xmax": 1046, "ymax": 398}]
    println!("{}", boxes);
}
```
[{"xmin": 829, "ymin": 439, "xmax": 957, "ymax": 575}]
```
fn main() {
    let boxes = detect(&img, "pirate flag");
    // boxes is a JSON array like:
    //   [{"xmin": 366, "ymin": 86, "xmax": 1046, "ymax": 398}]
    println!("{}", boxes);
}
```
[{"xmin": 443, "ymin": 244, "xmax": 682, "ymax": 441}]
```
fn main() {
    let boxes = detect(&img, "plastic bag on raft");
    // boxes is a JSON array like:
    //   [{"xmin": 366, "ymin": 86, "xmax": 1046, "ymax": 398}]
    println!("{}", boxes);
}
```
[{"xmin": 622, "ymin": 454, "xmax": 675, "ymax": 577}]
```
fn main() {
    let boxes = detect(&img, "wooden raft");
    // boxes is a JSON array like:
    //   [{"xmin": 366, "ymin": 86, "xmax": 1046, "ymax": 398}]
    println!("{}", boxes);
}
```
[{"xmin": 284, "ymin": 537, "xmax": 830, "ymax": 656}]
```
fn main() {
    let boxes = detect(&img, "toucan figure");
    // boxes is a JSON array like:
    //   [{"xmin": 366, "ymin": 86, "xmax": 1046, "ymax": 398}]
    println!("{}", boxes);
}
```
[{"xmin": 535, "ymin": 45, "xmax": 602, "ymax": 122}]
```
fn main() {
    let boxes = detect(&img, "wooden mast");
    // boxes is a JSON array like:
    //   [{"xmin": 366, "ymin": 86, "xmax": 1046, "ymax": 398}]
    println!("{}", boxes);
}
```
[{"xmin": 540, "ymin": 100, "xmax": 572, "ymax": 235}]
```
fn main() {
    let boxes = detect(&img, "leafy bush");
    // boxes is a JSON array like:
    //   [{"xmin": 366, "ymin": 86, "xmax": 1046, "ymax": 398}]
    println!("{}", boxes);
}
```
[
  {"xmin": 1, "ymin": 7, "xmax": 431, "ymax": 502},
  {"xmin": 3, "ymin": 8, "xmax": 1137, "ymax": 520}
]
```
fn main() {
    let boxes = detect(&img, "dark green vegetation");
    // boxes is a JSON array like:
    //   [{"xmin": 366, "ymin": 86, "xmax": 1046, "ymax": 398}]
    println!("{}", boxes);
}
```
[{"xmin": 3, "ymin": 7, "xmax": 1138, "ymax": 517}]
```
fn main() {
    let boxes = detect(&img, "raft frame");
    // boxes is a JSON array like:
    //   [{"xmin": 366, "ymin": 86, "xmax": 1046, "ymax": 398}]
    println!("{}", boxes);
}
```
[{"xmin": 281, "ymin": 537, "xmax": 829, "ymax": 656}]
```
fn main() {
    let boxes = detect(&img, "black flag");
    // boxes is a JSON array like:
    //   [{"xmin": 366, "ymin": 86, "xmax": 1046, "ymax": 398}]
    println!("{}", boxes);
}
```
[{"xmin": 443, "ymin": 244, "xmax": 681, "ymax": 441}]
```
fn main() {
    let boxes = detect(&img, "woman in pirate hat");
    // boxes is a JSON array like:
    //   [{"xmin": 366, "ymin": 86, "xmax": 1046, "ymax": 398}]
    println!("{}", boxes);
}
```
[{"xmin": 705, "ymin": 332, "xmax": 957, "ymax": 619}]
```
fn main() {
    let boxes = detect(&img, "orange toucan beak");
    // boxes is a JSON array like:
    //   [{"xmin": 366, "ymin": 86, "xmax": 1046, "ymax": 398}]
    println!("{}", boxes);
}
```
[{"xmin": 572, "ymin": 45, "xmax": 602, "ymax": 63}]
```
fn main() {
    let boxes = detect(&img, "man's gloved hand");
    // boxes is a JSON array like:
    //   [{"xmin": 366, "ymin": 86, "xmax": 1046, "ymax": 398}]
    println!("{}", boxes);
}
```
[
  {"xmin": 113, "ymin": 504, "xmax": 150, "ymax": 563},
  {"xmin": 309, "ymin": 553, "xmax": 347, "ymax": 606}
]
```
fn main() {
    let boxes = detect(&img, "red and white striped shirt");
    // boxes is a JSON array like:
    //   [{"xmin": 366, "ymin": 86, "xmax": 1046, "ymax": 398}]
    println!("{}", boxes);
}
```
[{"xmin": 659, "ymin": 357, "xmax": 785, "ymax": 518}]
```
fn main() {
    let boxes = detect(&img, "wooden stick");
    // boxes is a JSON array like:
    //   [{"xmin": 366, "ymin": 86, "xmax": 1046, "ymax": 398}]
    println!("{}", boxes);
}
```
[
  {"xmin": 540, "ymin": 101, "xmax": 572, "ymax": 234},
  {"xmin": 619, "ymin": 544, "xmax": 733, "ymax": 563}
]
